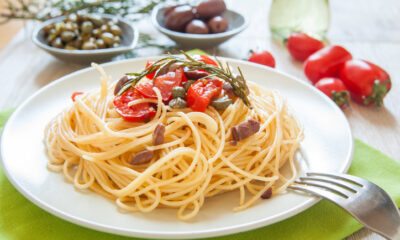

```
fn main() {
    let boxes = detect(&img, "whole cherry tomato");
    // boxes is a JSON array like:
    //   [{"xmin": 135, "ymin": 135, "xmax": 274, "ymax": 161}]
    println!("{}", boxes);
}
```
[
  {"xmin": 286, "ymin": 32, "xmax": 324, "ymax": 61},
  {"xmin": 314, "ymin": 78, "xmax": 350, "ymax": 108},
  {"xmin": 339, "ymin": 59, "xmax": 391, "ymax": 107},
  {"xmin": 304, "ymin": 45, "xmax": 352, "ymax": 83},
  {"xmin": 113, "ymin": 89, "xmax": 156, "ymax": 122},
  {"xmin": 248, "ymin": 50, "xmax": 276, "ymax": 68},
  {"xmin": 186, "ymin": 79, "xmax": 223, "ymax": 112}
]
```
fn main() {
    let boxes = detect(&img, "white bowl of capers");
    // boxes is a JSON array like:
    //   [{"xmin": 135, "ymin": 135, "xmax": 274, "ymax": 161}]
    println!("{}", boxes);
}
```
[{"xmin": 32, "ymin": 13, "xmax": 138, "ymax": 64}]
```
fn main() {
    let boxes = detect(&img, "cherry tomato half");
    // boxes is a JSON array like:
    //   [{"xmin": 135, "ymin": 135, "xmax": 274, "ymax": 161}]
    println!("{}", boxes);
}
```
[
  {"xmin": 314, "ymin": 78, "xmax": 350, "ymax": 108},
  {"xmin": 113, "ymin": 89, "xmax": 156, "ymax": 122},
  {"xmin": 286, "ymin": 32, "xmax": 324, "ymax": 61},
  {"xmin": 339, "ymin": 59, "xmax": 391, "ymax": 107},
  {"xmin": 186, "ymin": 79, "xmax": 223, "ymax": 112},
  {"xmin": 304, "ymin": 45, "xmax": 352, "ymax": 83},
  {"xmin": 136, "ymin": 68, "xmax": 184, "ymax": 102},
  {"xmin": 192, "ymin": 55, "xmax": 218, "ymax": 66},
  {"xmin": 145, "ymin": 60, "xmax": 156, "ymax": 80},
  {"xmin": 248, "ymin": 50, "xmax": 276, "ymax": 68}
]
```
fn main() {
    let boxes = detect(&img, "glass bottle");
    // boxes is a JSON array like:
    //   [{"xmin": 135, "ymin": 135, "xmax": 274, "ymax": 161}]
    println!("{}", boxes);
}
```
[{"xmin": 269, "ymin": 0, "xmax": 330, "ymax": 41}]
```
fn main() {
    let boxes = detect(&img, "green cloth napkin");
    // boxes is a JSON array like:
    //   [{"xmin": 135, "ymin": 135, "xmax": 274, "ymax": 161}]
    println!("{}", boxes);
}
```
[{"xmin": 1, "ymin": 108, "xmax": 399, "ymax": 240}]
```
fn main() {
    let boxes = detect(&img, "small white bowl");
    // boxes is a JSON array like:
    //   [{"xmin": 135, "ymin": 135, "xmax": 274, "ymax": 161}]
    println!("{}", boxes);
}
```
[
  {"xmin": 32, "ymin": 14, "xmax": 139, "ymax": 64},
  {"xmin": 152, "ymin": 5, "xmax": 248, "ymax": 49}
]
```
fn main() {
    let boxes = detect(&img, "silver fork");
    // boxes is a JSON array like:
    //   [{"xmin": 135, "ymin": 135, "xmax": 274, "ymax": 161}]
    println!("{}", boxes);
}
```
[{"xmin": 288, "ymin": 172, "xmax": 400, "ymax": 240}]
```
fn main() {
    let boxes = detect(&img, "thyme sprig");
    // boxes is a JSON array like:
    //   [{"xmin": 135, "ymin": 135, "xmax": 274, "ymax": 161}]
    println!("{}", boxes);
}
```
[{"xmin": 119, "ymin": 52, "xmax": 252, "ymax": 108}]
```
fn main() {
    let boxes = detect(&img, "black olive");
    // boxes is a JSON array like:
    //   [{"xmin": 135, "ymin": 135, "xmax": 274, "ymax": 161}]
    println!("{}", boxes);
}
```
[
  {"xmin": 196, "ymin": 0, "xmax": 226, "ymax": 19},
  {"xmin": 185, "ymin": 19, "xmax": 209, "ymax": 34},
  {"xmin": 164, "ymin": 5, "xmax": 195, "ymax": 31},
  {"xmin": 208, "ymin": 16, "xmax": 229, "ymax": 33}
]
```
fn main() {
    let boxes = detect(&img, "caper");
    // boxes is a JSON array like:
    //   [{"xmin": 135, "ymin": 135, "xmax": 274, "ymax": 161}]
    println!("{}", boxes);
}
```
[
  {"xmin": 72, "ymin": 36, "xmax": 83, "ymax": 48},
  {"xmin": 55, "ymin": 22, "xmax": 65, "ymax": 33},
  {"xmin": 110, "ymin": 24, "xmax": 122, "ymax": 36},
  {"xmin": 64, "ymin": 22, "xmax": 74, "ymax": 31},
  {"xmin": 114, "ymin": 35, "xmax": 121, "ymax": 44},
  {"xmin": 89, "ymin": 14, "xmax": 104, "ymax": 27},
  {"xmin": 49, "ymin": 28, "xmax": 58, "ymax": 39},
  {"xmin": 64, "ymin": 44, "xmax": 77, "ymax": 50},
  {"xmin": 92, "ymin": 28, "xmax": 101, "ymax": 37},
  {"xmin": 81, "ymin": 41, "xmax": 97, "ymax": 50},
  {"xmin": 43, "ymin": 24, "xmax": 54, "ymax": 34},
  {"xmin": 101, "ymin": 32, "xmax": 115, "ymax": 46},
  {"xmin": 82, "ymin": 14, "xmax": 91, "ymax": 21},
  {"xmin": 100, "ymin": 24, "xmax": 109, "ymax": 33},
  {"xmin": 46, "ymin": 34, "xmax": 57, "ymax": 44},
  {"xmin": 172, "ymin": 86, "xmax": 186, "ymax": 99},
  {"xmin": 61, "ymin": 31, "xmax": 76, "ymax": 43},
  {"xmin": 210, "ymin": 97, "xmax": 232, "ymax": 110},
  {"xmin": 46, "ymin": 36, "xmax": 53, "ymax": 44},
  {"xmin": 81, "ymin": 33, "xmax": 92, "ymax": 41},
  {"xmin": 184, "ymin": 80, "xmax": 196, "ymax": 92},
  {"xmin": 51, "ymin": 37, "xmax": 63, "ymax": 48},
  {"xmin": 81, "ymin": 21, "xmax": 94, "ymax": 34},
  {"xmin": 75, "ymin": 13, "xmax": 83, "ymax": 23},
  {"xmin": 67, "ymin": 13, "xmax": 77, "ymax": 22},
  {"xmin": 169, "ymin": 97, "xmax": 187, "ymax": 109},
  {"xmin": 96, "ymin": 38, "xmax": 106, "ymax": 49},
  {"xmin": 72, "ymin": 23, "xmax": 78, "ymax": 31}
]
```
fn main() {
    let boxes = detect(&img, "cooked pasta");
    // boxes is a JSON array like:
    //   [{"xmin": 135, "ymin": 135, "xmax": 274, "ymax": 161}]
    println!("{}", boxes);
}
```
[{"xmin": 44, "ymin": 63, "xmax": 303, "ymax": 220}]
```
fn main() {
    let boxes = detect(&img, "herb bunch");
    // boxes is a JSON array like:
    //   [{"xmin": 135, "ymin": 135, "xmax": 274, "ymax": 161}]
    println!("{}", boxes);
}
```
[{"xmin": 118, "ymin": 52, "xmax": 252, "ymax": 108}]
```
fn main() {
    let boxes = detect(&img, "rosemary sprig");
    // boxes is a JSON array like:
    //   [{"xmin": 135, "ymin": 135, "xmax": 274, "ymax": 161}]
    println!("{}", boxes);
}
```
[{"xmin": 119, "ymin": 52, "xmax": 252, "ymax": 108}]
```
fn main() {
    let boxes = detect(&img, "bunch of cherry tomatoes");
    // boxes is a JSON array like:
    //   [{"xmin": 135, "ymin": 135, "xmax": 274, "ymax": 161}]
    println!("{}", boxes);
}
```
[{"xmin": 248, "ymin": 32, "xmax": 391, "ymax": 109}]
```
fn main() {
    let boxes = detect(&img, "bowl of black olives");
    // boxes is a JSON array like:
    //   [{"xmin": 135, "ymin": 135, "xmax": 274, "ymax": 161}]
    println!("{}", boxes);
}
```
[
  {"xmin": 32, "ymin": 13, "xmax": 138, "ymax": 64},
  {"xmin": 152, "ymin": 0, "xmax": 248, "ymax": 49}
]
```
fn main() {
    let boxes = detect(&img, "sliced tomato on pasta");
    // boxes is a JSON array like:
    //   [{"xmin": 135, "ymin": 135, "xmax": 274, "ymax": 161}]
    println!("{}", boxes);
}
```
[
  {"xmin": 113, "ymin": 89, "xmax": 156, "ymax": 122},
  {"xmin": 145, "ymin": 60, "xmax": 156, "ymax": 80},
  {"xmin": 192, "ymin": 55, "xmax": 218, "ymax": 66},
  {"xmin": 186, "ymin": 79, "xmax": 223, "ymax": 112},
  {"xmin": 136, "ymin": 68, "xmax": 184, "ymax": 102}
]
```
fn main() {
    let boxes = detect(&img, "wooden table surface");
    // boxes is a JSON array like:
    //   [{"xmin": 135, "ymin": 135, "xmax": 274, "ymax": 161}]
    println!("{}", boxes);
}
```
[{"xmin": 0, "ymin": 0, "xmax": 399, "ymax": 239}]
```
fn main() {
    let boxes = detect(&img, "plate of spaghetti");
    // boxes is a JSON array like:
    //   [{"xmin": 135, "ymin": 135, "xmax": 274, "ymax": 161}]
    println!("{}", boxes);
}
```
[{"xmin": 0, "ymin": 54, "xmax": 353, "ymax": 239}]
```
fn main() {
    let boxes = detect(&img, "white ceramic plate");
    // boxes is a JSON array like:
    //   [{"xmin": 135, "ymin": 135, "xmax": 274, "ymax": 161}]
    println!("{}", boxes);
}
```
[{"xmin": 0, "ymin": 57, "xmax": 353, "ymax": 239}]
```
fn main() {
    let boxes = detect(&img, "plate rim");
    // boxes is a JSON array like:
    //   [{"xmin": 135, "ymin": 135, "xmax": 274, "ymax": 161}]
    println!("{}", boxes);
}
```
[{"xmin": 0, "ymin": 56, "xmax": 354, "ymax": 239}]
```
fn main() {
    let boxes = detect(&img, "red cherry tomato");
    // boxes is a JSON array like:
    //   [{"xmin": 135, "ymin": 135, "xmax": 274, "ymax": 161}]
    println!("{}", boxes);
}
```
[
  {"xmin": 71, "ymin": 92, "xmax": 84, "ymax": 102},
  {"xmin": 135, "ymin": 81, "xmax": 156, "ymax": 98},
  {"xmin": 186, "ymin": 79, "xmax": 223, "ymax": 112},
  {"xmin": 192, "ymin": 55, "xmax": 218, "ymax": 66},
  {"xmin": 113, "ymin": 89, "xmax": 156, "ymax": 122},
  {"xmin": 181, "ymin": 68, "xmax": 188, "ymax": 84},
  {"xmin": 286, "ymin": 32, "xmax": 324, "ymax": 61},
  {"xmin": 314, "ymin": 78, "xmax": 350, "ymax": 108},
  {"xmin": 248, "ymin": 50, "xmax": 276, "ymax": 68},
  {"xmin": 136, "ymin": 68, "xmax": 184, "ymax": 102},
  {"xmin": 339, "ymin": 59, "xmax": 391, "ymax": 107},
  {"xmin": 145, "ymin": 60, "xmax": 156, "ymax": 79},
  {"xmin": 304, "ymin": 45, "xmax": 352, "ymax": 83}
]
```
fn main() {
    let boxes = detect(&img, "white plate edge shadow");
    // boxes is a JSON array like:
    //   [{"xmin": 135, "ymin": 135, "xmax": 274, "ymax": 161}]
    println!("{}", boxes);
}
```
[{"xmin": 0, "ymin": 56, "xmax": 354, "ymax": 239}]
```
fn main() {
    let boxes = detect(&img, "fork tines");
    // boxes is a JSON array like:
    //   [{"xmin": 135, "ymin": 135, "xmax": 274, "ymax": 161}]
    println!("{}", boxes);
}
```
[{"xmin": 290, "ymin": 172, "xmax": 365, "ymax": 200}]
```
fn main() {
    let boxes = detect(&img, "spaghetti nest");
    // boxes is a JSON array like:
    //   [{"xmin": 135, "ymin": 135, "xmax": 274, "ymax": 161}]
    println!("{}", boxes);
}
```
[{"xmin": 44, "ymin": 65, "xmax": 303, "ymax": 220}]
